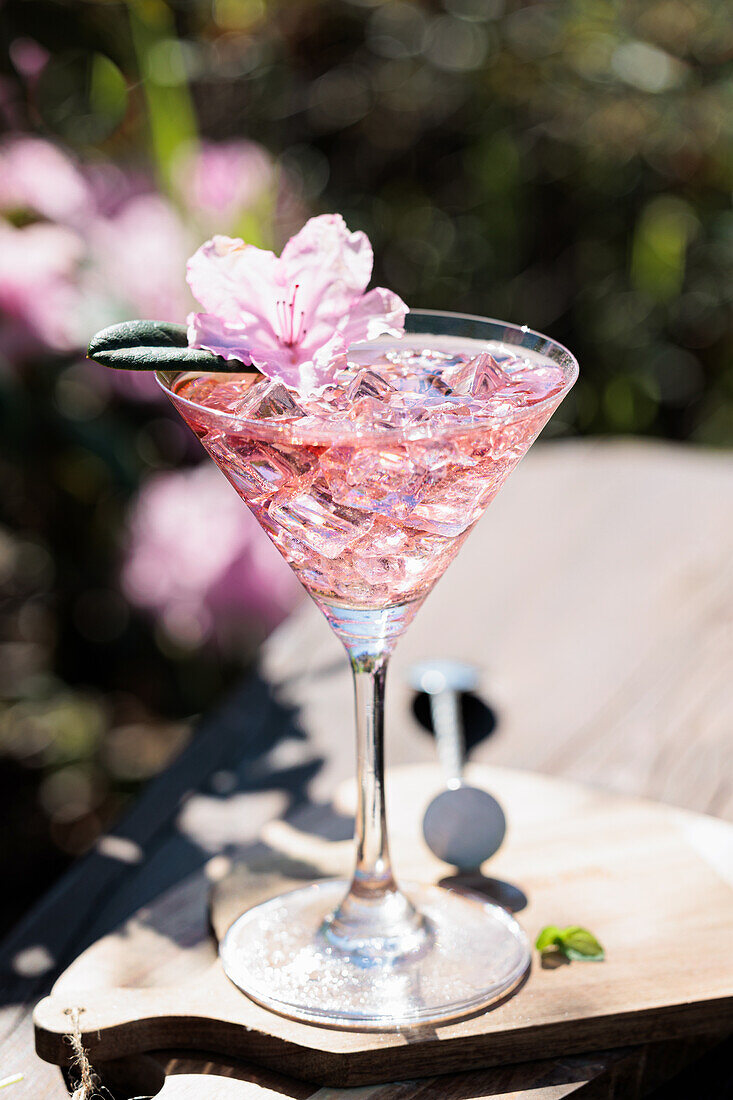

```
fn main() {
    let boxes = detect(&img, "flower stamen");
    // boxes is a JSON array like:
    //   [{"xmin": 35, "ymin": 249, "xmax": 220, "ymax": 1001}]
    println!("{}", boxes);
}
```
[{"xmin": 276, "ymin": 284, "xmax": 308, "ymax": 348}]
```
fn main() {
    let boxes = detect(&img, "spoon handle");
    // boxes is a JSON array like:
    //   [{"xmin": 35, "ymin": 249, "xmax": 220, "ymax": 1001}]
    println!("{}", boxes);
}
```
[{"xmin": 429, "ymin": 689, "xmax": 465, "ymax": 788}]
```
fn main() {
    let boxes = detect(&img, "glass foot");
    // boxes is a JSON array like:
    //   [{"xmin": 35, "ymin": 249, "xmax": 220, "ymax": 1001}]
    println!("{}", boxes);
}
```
[{"xmin": 219, "ymin": 879, "xmax": 530, "ymax": 1029}]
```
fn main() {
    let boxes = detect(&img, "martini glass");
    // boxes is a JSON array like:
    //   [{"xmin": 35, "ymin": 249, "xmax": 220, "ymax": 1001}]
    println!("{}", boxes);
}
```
[{"xmin": 158, "ymin": 310, "xmax": 577, "ymax": 1029}]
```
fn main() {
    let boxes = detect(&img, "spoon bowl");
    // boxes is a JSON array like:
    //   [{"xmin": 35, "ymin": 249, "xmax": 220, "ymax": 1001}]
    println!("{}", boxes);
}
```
[{"xmin": 423, "ymin": 785, "xmax": 506, "ymax": 870}]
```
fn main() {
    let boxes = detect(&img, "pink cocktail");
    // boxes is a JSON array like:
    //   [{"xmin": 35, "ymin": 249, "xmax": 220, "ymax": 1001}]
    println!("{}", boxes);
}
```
[
  {"xmin": 168, "ymin": 327, "xmax": 566, "ymax": 648},
  {"xmin": 158, "ymin": 311, "xmax": 577, "ymax": 1029}
]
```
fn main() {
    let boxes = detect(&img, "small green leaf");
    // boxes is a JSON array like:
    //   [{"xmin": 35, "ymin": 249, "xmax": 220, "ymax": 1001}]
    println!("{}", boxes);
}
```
[
  {"xmin": 559, "ymin": 926, "xmax": 605, "ymax": 961},
  {"xmin": 536, "ymin": 924, "xmax": 605, "ymax": 961},
  {"xmin": 86, "ymin": 321, "xmax": 241, "ymax": 372},
  {"xmin": 535, "ymin": 925, "xmax": 562, "ymax": 952}
]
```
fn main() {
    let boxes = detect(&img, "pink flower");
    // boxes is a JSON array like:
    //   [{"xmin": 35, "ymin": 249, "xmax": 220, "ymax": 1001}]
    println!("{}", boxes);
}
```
[
  {"xmin": 0, "ymin": 136, "xmax": 91, "ymax": 225},
  {"xmin": 187, "ymin": 214, "xmax": 408, "ymax": 394},
  {"xmin": 81, "ymin": 193, "xmax": 196, "ymax": 401},
  {"xmin": 88, "ymin": 194, "xmax": 193, "ymax": 324},
  {"xmin": 175, "ymin": 140, "xmax": 275, "ymax": 228},
  {"xmin": 8, "ymin": 37, "xmax": 50, "ymax": 81},
  {"xmin": 122, "ymin": 463, "xmax": 302, "ymax": 650},
  {"xmin": 0, "ymin": 136, "xmax": 193, "ymax": 380},
  {"xmin": 83, "ymin": 162, "xmax": 153, "ymax": 218},
  {"xmin": 0, "ymin": 219, "xmax": 84, "ymax": 360}
]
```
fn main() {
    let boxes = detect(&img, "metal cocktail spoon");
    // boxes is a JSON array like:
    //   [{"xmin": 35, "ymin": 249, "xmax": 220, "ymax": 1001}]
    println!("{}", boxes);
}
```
[{"xmin": 410, "ymin": 660, "xmax": 506, "ymax": 871}]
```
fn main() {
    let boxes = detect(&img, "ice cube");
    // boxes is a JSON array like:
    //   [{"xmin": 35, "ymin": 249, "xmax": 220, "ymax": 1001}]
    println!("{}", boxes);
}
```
[
  {"xmin": 404, "ymin": 394, "xmax": 476, "ymax": 435},
  {"xmin": 386, "ymin": 348, "xmax": 456, "ymax": 371},
  {"xmin": 390, "ymin": 370, "xmax": 454, "ymax": 399},
  {"xmin": 471, "ymin": 353, "xmax": 512, "ymax": 399},
  {"xmin": 411, "ymin": 438, "xmax": 478, "ymax": 472},
  {"xmin": 236, "ymin": 379, "xmax": 305, "ymax": 420},
  {"xmin": 268, "ymin": 480, "xmax": 373, "ymax": 558},
  {"xmin": 425, "ymin": 373, "xmax": 453, "ymax": 397},
  {"xmin": 178, "ymin": 375, "xmax": 251, "ymax": 412},
  {"xmin": 347, "ymin": 446, "xmax": 420, "ymax": 485},
  {"xmin": 303, "ymin": 384, "xmax": 351, "ymax": 417},
  {"xmin": 352, "ymin": 517, "xmax": 410, "ymax": 557},
  {"xmin": 322, "ymin": 384, "xmax": 352, "ymax": 409},
  {"xmin": 324, "ymin": 445, "xmax": 427, "ymax": 521},
  {"xmin": 207, "ymin": 438, "xmax": 314, "ymax": 502},
  {"xmin": 353, "ymin": 551, "xmax": 410, "ymax": 589},
  {"xmin": 347, "ymin": 348, "xmax": 393, "ymax": 371},
  {"xmin": 407, "ymin": 472, "xmax": 494, "ymax": 537},
  {"xmin": 346, "ymin": 368, "xmax": 396, "ymax": 402},
  {"xmin": 506, "ymin": 364, "xmax": 565, "ymax": 405},
  {"xmin": 351, "ymin": 520, "xmax": 457, "ymax": 594},
  {"xmin": 254, "ymin": 501, "xmax": 311, "ymax": 565},
  {"xmin": 346, "ymin": 395, "xmax": 413, "ymax": 432},
  {"xmin": 439, "ymin": 359, "xmax": 478, "ymax": 395},
  {"xmin": 350, "ymin": 519, "xmax": 413, "ymax": 589},
  {"xmin": 420, "ymin": 394, "xmax": 474, "ymax": 414}
]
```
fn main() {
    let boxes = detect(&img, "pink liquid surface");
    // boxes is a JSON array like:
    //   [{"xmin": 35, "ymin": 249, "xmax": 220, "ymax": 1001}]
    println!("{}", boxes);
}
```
[{"xmin": 167, "ymin": 338, "xmax": 568, "ymax": 614}]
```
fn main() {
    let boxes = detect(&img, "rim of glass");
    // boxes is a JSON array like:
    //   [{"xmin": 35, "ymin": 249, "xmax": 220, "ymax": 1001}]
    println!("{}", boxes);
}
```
[{"xmin": 156, "ymin": 309, "xmax": 579, "ymax": 445}]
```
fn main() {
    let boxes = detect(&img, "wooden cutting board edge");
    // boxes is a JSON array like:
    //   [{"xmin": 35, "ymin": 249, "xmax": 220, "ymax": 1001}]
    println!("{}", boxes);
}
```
[{"xmin": 33, "ymin": 764, "xmax": 733, "ymax": 1088}]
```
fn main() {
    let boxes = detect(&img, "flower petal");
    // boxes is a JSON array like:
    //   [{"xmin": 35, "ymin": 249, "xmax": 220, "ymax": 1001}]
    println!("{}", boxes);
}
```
[
  {"xmin": 274, "ymin": 217, "xmax": 375, "ymax": 357},
  {"xmin": 187, "ymin": 312, "xmax": 253, "ymax": 364},
  {"xmin": 249, "ymin": 331, "xmax": 347, "ymax": 395},
  {"xmin": 308, "ymin": 333, "xmax": 349, "ymax": 389},
  {"xmin": 280, "ymin": 214, "xmax": 373, "ymax": 299},
  {"xmin": 339, "ymin": 287, "xmax": 409, "ymax": 345},
  {"xmin": 175, "ymin": 140, "xmax": 274, "ymax": 221},
  {"xmin": 186, "ymin": 236, "xmax": 280, "ymax": 336}
]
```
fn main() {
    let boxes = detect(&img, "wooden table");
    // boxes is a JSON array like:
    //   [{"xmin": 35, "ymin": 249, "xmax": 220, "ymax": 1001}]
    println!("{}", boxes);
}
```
[{"xmin": 1, "ymin": 439, "xmax": 732, "ymax": 1097}]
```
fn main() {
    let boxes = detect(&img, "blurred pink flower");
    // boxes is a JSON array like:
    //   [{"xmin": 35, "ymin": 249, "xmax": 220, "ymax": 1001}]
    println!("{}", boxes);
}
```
[
  {"xmin": 0, "ymin": 136, "xmax": 189, "ymax": 389},
  {"xmin": 89, "ymin": 194, "xmax": 193, "ymax": 324},
  {"xmin": 0, "ymin": 136, "xmax": 91, "ymax": 225},
  {"xmin": 175, "ymin": 140, "xmax": 274, "ymax": 228},
  {"xmin": 9, "ymin": 37, "xmax": 50, "ymax": 81},
  {"xmin": 187, "ymin": 214, "xmax": 408, "ymax": 394},
  {"xmin": 83, "ymin": 162, "xmax": 154, "ymax": 219},
  {"xmin": 83, "ymin": 194, "xmax": 195, "ymax": 401},
  {"xmin": 122, "ymin": 463, "xmax": 302, "ymax": 649},
  {"xmin": 0, "ymin": 219, "xmax": 84, "ymax": 360},
  {"xmin": 0, "ymin": 133, "xmax": 285, "ymax": 394}
]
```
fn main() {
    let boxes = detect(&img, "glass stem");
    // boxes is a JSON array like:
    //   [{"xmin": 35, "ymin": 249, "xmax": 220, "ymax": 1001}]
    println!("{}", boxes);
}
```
[
  {"xmin": 352, "ymin": 656, "xmax": 394, "ymax": 893},
  {"xmin": 323, "ymin": 652, "xmax": 427, "ymax": 959}
]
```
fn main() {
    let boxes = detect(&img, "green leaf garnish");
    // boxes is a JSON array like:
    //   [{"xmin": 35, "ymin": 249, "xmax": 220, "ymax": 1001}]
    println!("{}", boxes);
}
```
[
  {"xmin": 558, "ymin": 926, "xmax": 605, "ymax": 960},
  {"xmin": 535, "ymin": 924, "xmax": 605, "ymax": 961},
  {"xmin": 535, "ymin": 925, "xmax": 562, "ymax": 952},
  {"xmin": 86, "ymin": 320, "xmax": 242, "ymax": 372}
]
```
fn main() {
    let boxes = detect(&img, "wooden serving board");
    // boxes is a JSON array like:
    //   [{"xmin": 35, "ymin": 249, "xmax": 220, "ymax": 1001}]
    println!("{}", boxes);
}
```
[{"xmin": 34, "ymin": 765, "xmax": 733, "ymax": 1091}]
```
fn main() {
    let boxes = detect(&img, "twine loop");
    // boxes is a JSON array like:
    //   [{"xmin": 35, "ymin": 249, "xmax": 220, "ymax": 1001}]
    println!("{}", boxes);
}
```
[{"xmin": 63, "ymin": 1007, "xmax": 99, "ymax": 1100}]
